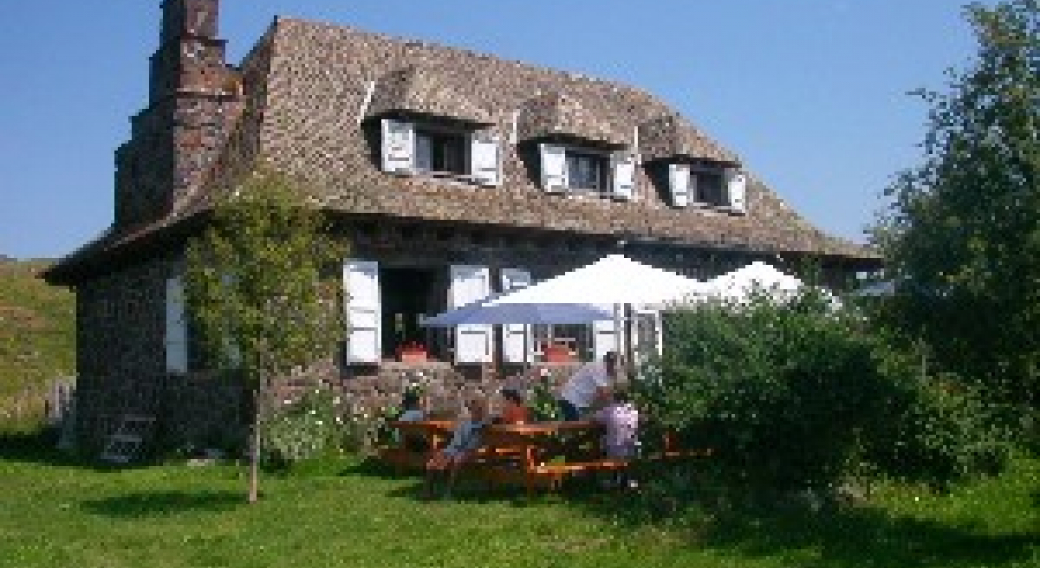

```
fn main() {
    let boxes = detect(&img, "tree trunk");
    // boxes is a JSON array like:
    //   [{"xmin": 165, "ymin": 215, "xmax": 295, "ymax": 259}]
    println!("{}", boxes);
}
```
[{"xmin": 248, "ymin": 387, "xmax": 260, "ymax": 503}]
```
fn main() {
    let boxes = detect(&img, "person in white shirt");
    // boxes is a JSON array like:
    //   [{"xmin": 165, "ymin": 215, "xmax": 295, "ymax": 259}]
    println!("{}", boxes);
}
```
[
  {"xmin": 591, "ymin": 386, "xmax": 639, "ymax": 459},
  {"xmin": 558, "ymin": 351, "xmax": 617, "ymax": 421}
]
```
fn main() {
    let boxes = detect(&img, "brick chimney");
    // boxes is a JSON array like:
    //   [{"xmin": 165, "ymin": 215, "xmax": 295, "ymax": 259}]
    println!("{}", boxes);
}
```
[{"xmin": 114, "ymin": 0, "xmax": 243, "ymax": 230}]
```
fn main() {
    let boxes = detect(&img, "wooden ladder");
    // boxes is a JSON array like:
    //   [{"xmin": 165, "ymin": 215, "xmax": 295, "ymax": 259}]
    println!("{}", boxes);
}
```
[{"xmin": 99, "ymin": 414, "xmax": 155, "ymax": 465}]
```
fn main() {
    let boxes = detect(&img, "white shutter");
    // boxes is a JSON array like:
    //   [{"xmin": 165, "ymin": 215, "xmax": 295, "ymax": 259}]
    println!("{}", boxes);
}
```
[
  {"xmin": 727, "ymin": 169, "xmax": 747, "ymax": 213},
  {"xmin": 344, "ymin": 260, "xmax": 381, "ymax": 364},
  {"xmin": 165, "ymin": 276, "xmax": 188, "ymax": 374},
  {"xmin": 381, "ymin": 118, "xmax": 414, "ymax": 173},
  {"xmin": 500, "ymin": 268, "xmax": 532, "ymax": 364},
  {"xmin": 539, "ymin": 143, "xmax": 568, "ymax": 192},
  {"xmin": 633, "ymin": 307, "xmax": 663, "ymax": 368},
  {"xmin": 668, "ymin": 163, "xmax": 691, "ymax": 207},
  {"xmin": 470, "ymin": 132, "xmax": 501, "ymax": 186},
  {"xmin": 450, "ymin": 265, "xmax": 493, "ymax": 363},
  {"xmin": 612, "ymin": 152, "xmax": 636, "ymax": 200},
  {"xmin": 592, "ymin": 304, "xmax": 623, "ymax": 363}
]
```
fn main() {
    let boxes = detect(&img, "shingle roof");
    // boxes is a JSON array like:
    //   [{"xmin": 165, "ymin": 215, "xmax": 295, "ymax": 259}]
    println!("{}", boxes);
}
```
[
  {"xmin": 366, "ymin": 65, "xmax": 495, "ymax": 126},
  {"xmin": 256, "ymin": 18, "xmax": 874, "ymax": 260},
  {"xmin": 517, "ymin": 92, "xmax": 629, "ymax": 148},
  {"xmin": 46, "ymin": 14, "xmax": 878, "ymax": 284},
  {"xmin": 640, "ymin": 113, "xmax": 740, "ymax": 165}
]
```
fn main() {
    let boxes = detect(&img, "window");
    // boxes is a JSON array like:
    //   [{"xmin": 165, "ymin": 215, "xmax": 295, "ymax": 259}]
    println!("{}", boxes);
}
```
[
  {"xmin": 566, "ymin": 151, "xmax": 609, "ymax": 193},
  {"xmin": 539, "ymin": 143, "xmax": 635, "ymax": 200},
  {"xmin": 380, "ymin": 118, "xmax": 500, "ymax": 186},
  {"xmin": 693, "ymin": 169, "xmax": 726, "ymax": 206},
  {"xmin": 666, "ymin": 163, "xmax": 746, "ymax": 213},
  {"xmin": 415, "ymin": 129, "xmax": 467, "ymax": 175}
]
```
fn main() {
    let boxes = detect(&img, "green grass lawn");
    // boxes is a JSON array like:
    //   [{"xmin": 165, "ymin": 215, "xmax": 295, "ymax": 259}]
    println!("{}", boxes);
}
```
[{"xmin": 0, "ymin": 434, "xmax": 1037, "ymax": 568}]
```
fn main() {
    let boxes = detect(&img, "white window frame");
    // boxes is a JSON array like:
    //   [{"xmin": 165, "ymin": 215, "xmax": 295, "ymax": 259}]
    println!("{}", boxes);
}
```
[
  {"xmin": 381, "ymin": 117, "xmax": 501, "ymax": 186},
  {"xmin": 165, "ymin": 276, "xmax": 188, "ymax": 374},
  {"xmin": 343, "ymin": 260, "xmax": 382, "ymax": 364},
  {"xmin": 539, "ymin": 143, "xmax": 637, "ymax": 200},
  {"xmin": 667, "ymin": 163, "xmax": 747, "ymax": 214},
  {"xmin": 449, "ymin": 265, "xmax": 493, "ymax": 364},
  {"xmin": 500, "ymin": 268, "xmax": 532, "ymax": 363}
]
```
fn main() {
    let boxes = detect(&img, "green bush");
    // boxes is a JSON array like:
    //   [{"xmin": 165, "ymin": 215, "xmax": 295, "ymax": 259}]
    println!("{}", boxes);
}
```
[
  {"xmin": 632, "ymin": 289, "xmax": 1010, "ymax": 501},
  {"xmin": 528, "ymin": 368, "xmax": 561, "ymax": 422},
  {"xmin": 261, "ymin": 387, "xmax": 348, "ymax": 468}
]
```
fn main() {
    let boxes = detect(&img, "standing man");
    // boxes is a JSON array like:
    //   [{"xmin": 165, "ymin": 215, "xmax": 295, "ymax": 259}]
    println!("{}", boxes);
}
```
[{"xmin": 557, "ymin": 351, "xmax": 617, "ymax": 421}]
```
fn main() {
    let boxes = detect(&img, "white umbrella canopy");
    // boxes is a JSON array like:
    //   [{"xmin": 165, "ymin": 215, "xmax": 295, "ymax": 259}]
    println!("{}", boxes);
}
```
[
  {"xmin": 706, "ymin": 261, "xmax": 803, "ymax": 302},
  {"xmin": 481, "ymin": 254, "xmax": 707, "ymax": 307},
  {"xmin": 421, "ymin": 295, "xmax": 613, "ymax": 326}
]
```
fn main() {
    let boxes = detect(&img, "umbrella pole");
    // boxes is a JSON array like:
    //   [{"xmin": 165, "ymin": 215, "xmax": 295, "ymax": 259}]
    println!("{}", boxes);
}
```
[{"xmin": 613, "ymin": 303, "xmax": 624, "ymax": 383}]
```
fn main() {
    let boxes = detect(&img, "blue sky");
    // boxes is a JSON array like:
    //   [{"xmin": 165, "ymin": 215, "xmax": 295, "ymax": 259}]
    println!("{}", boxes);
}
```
[{"xmin": 0, "ymin": 1, "xmax": 989, "ymax": 259}]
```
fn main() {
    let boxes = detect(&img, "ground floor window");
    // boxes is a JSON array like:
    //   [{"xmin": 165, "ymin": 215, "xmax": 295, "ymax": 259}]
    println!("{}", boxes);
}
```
[{"xmin": 379, "ymin": 266, "xmax": 448, "ymax": 362}]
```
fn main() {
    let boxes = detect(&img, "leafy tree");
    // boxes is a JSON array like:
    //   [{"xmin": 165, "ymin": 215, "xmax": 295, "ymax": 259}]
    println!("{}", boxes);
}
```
[
  {"xmin": 631, "ymin": 290, "xmax": 1009, "ymax": 506},
  {"xmin": 185, "ymin": 172, "xmax": 346, "ymax": 502},
  {"xmin": 873, "ymin": 0, "xmax": 1040, "ymax": 415}
]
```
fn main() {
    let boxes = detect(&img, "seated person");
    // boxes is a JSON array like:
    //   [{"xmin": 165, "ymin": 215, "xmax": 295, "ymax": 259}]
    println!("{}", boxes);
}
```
[
  {"xmin": 425, "ymin": 397, "xmax": 488, "ymax": 499},
  {"xmin": 496, "ymin": 388, "xmax": 530, "ymax": 425},
  {"xmin": 590, "ymin": 386, "xmax": 639, "ymax": 460},
  {"xmin": 557, "ymin": 351, "xmax": 617, "ymax": 421},
  {"xmin": 398, "ymin": 391, "xmax": 425, "ymax": 422},
  {"xmin": 397, "ymin": 391, "xmax": 427, "ymax": 452}
]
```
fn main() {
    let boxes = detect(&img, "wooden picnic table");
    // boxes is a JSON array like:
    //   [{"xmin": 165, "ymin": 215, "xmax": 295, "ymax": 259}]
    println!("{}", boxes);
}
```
[
  {"xmin": 481, "ymin": 421, "xmax": 621, "ymax": 494},
  {"xmin": 378, "ymin": 420, "xmax": 454, "ymax": 473},
  {"xmin": 379, "ymin": 419, "xmax": 661, "ymax": 494}
]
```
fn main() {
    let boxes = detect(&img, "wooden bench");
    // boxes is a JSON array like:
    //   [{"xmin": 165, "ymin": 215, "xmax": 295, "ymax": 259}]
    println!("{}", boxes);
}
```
[
  {"xmin": 379, "ymin": 420, "xmax": 710, "ymax": 495},
  {"xmin": 472, "ymin": 422, "xmax": 618, "ymax": 494},
  {"xmin": 377, "ymin": 420, "xmax": 453, "ymax": 474}
]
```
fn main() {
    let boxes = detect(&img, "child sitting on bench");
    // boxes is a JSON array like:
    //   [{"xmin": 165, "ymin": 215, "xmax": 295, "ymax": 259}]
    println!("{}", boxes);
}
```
[{"xmin": 425, "ymin": 397, "xmax": 488, "ymax": 499}]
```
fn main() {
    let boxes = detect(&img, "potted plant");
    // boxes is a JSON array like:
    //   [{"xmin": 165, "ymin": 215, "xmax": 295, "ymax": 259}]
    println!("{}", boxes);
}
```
[
  {"xmin": 397, "ymin": 341, "xmax": 428, "ymax": 363},
  {"xmin": 542, "ymin": 342, "xmax": 572, "ymax": 363}
]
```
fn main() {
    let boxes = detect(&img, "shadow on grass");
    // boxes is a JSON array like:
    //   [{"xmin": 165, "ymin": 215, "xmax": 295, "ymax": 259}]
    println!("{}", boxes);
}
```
[
  {"xmin": 81, "ymin": 490, "xmax": 244, "ymax": 518},
  {"xmin": 571, "ymin": 480, "xmax": 1039, "ymax": 568},
  {"xmin": 0, "ymin": 427, "xmax": 153, "ymax": 472},
  {"xmin": 337, "ymin": 456, "xmax": 408, "ymax": 480},
  {"xmin": 341, "ymin": 456, "xmax": 554, "ymax": 507},
  {"xmin": 704, "ymin": 506, "xmax": 1037, "ymax": 568}
]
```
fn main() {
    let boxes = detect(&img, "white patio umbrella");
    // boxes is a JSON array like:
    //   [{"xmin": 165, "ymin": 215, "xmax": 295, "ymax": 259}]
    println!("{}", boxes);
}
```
[
  {"xmin": 475, "ymin": 254, "xmax": 708, "ymax": 377},
  {"xmin": 421, "ymin": 293, "xmax": 613, "ymax": 327},
  {"xmin": 706, "ymin": 261, "xmax": 803, "ymax": 302},
  {"xmin": 479, "ymin": 254, "xmax": 707, "ymax": 307}
]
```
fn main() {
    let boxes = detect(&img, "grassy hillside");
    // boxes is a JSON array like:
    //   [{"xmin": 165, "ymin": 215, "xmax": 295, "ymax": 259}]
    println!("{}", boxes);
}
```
[{"xmin": 0, "ymin": 259, "xmax": 74, "ymax": 397}]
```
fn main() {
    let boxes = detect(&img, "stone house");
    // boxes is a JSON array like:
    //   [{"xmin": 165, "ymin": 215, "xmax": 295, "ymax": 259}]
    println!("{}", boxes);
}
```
[{"xmin": 44, "ymin": 0, "xmax": 880, "ymax": 452}]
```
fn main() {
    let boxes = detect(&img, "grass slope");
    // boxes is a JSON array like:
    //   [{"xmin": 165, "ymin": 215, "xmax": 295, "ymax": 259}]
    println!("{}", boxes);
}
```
[
  {"xmin": 0, "ymin": 259, "xmax": 74, "ymax": 398},
  {"xmin": 0, "ymin": 439, "xmax": 1036, "ymax": 568}
]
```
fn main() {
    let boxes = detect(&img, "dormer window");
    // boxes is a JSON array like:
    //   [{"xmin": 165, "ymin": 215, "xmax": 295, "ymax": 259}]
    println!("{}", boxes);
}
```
[
  {"xmin": 415, "ymin": 128, "xmax": 467, "ymax": 175},
  {"xmin": 380, "ymin": 118, "xmax": 500, "ymax": 186},
  {"xmin": 566, "ymin": 150, "xmax": 608, "ymax": 193},
  {"xmin": 539, "ymin": 143, "xmax": 635, "ymax": 200},
  {"xmin": 667, "ymin": 163, "xmax": 746, "ymax": 213},
  {"xmin": 692, "ymin": 167, "xmax": 726, "ymax": 207}
]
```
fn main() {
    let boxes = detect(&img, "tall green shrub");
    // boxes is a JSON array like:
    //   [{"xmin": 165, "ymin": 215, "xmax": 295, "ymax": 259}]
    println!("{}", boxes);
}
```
[{"xmin": 633, "ymin": 290, "xmax": 1009, "ymax": 499}]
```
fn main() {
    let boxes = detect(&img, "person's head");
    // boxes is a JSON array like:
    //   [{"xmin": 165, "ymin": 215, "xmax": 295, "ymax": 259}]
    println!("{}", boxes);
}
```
[
  {"xmin": 464, "ymin": 397, "xmax": 488, "ymax": 420},
  {"xmin": 501, "ymin": 388, "xmax": 524, "ymax": 407},
  {"xmin": 402, "ymin": 391, "xmax": 420, "ymax": 410},
  {"xmin": 594, "ymin": 385, "xmax": 614, "ymax": 406}
]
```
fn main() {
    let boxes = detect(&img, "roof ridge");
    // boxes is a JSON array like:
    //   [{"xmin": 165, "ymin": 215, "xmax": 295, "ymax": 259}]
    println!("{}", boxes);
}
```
[{"xmin": 272, "ymin": 16, "xmax": 664, "ymax": 107}]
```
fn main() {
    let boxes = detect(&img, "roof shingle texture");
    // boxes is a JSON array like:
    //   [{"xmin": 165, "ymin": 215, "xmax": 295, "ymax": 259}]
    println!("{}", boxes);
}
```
[
  {"xmin": 48, "ymin": 15, "xmax": 876, "ymax": 284},
  {"xmin": 253, "ymin": 18, "xmax": 871, "ymax": 259}
]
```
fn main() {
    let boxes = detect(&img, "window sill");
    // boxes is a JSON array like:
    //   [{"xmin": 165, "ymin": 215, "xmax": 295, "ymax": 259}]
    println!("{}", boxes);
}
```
[
  {"xmin": 691, "ymin": 202, "xmax": 746, "ymax": 215},
  {"xmin": 391, "ymin": 169, "xmax": 494, "ymax": 188}
]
